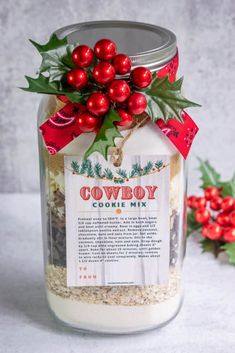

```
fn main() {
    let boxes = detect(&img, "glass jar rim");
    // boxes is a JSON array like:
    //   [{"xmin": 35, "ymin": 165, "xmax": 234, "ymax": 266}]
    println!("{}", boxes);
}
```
[{"xmin": 55, "ymin": 20, "xmax": 177, "ymax": 71}]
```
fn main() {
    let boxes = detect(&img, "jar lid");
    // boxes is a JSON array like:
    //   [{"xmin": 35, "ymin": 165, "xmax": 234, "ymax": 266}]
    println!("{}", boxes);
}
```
[{"xmin": 55, "ymin": 21, "xmax": 177, "ymax": 71}]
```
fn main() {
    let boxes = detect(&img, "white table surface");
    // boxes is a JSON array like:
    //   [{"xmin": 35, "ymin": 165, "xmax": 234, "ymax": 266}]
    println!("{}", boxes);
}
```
[{"xmin": 0, "ymin": 193, "xmax": 234, "ymax": 353}]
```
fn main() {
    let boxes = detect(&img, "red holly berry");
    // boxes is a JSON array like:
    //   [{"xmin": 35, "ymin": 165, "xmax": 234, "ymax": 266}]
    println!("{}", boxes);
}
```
[
  {"xmin": 187, "ymin": 195, "xmax": 197, "ymax": 208},
  {"xmin": 94, "ymin": 39, "xmax": 117, "ymax": 60},
  {"xmin": 93, "ymin": 62, "xmax": 115, "ymax": 85},
  {"xmin": 194, "ymin": 208, "xmax": 211, "ymax": 224},
  {"xmin": 72, "ymin": 45, "xmax": 94, "ymax": 68},
  {"xmin": 57, "ymin": 95, "xmax": 69, "ymax": 103},
  {"xmin": 223, "ymin": 227, "xmax": 235, "ymax": 243},
  {"xmin": 216, "ymin": 212, "xmax": 230, "ymax": 226},
  {"xmin": 86, "ymin": 92, "xmax": 110, "ymax": 116},
  {"xmin": 229, "ymin": 210, "xmax": 235, "ymax": 227},
  {"xmin": 113, "ymin": 54, "xmax": 132, "ymax": 75},
  {"xmin": 107, "ymin": 80, "xmax": 131, "ymax": 102},
  {"xmin": 66, "ymin": 68, "xmax": 88, "ymax": 90},
  {"xmin": 202, "ymin": 223, "xmax": 210, "ymax": 238},
  {"xmin": 203, "ymin": 223, "xmax": 222, "ymax": 240},
  {"xmin": 115, "ymin": 109, "xmax": 134, "ymax": 128},
  {"xmin": 131, "ymin": 67, "xmax": 152, "ymax": 88},
  {"xmin": 194, "ymin": 197, "xmax": 207, "ymax": 209},
  {"xmin": 221, "ymin": 196, "xmax": 235, "ymax": 213},
  {"xmin": 77, "ymin": 113, "xmax": 100, "ymax": 132},
  {"xmin": 204, "ymin": 186, "xmax": 219, "ymax": 200},
  {"xmin": 128, "ymin": 92, "xmax": 147, "ymax": 115},
  {"xmin": 210, "ymin": 196, "xmax": 223, "ymax": 211}
]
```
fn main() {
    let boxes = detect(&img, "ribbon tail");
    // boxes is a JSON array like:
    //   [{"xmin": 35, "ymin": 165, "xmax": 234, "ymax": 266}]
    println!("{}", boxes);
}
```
[
  {"xmin": 156, "ymin": 111, "xmax": 199, "ymax": 159},
  {"xmin": 39, "ymin": 102, "xmax": 85, "ymax": 155}
]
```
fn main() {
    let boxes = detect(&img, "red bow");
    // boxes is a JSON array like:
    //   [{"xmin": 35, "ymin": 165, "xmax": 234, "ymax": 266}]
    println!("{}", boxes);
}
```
[{"xmin": 39, "ymin": 52, "xmax": 198, "ymax": 158}]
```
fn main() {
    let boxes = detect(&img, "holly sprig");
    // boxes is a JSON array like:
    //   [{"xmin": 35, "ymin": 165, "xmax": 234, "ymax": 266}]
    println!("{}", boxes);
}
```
[
  {"xmin": 197, "ymin": 158, "xmax": 235, "ymax": 197},
  {"xmin": 145, "ymin": 74, "xmax": 200, "ymax": 123},
  {"xmin": 187, "ymin": 159, "xmax": 235, "ymax": 265},
  {"xmin": 70, "ymin": 158, "xmax": 165, "ymax": 183},
  {"xmin": 22, "ymin": 34, "xmax": 200, "ymax": 160},
  {"xmin": 84, "ymin": 108, "xmax": 122, "ymax": 160},
  {"xmin": 21, "ymin": 35, "xmax": 89, "ymax": 103},
  {"xmin": 30, "ymin": 34, "xmax": 75, "ymax": 81}
]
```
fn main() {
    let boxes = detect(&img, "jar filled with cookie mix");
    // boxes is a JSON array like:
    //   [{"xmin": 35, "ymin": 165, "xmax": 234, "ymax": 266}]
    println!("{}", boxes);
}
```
[{"xmin": 24, "ymin": 21, "xmax": 199, "ymax": 333}]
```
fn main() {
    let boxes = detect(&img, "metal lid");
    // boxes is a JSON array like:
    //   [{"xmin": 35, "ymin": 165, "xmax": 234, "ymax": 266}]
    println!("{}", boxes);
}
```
[{"xmin": 55, "ymin": 21, "xmax": 177, "ymax": 71}]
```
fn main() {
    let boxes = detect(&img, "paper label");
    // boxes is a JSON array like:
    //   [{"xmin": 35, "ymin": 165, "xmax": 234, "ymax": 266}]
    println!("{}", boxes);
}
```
[{"xmin": 65, "ymin": 155, "xmax": 170, "ymax": 287}]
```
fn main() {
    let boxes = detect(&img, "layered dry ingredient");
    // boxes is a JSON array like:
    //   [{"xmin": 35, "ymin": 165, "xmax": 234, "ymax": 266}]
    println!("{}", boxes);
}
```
[
  {"xmin": 41, "ymin": 96, "xmax": 184, "ymax": 314},
  {"xmin": 47, "ymin": 265, "xmax": 180, "ymax": 305}
]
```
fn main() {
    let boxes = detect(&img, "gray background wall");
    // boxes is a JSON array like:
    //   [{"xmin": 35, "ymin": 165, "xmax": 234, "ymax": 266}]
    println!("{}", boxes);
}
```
[{"xmin": 0, "ymin": 0, "xmax": 234, "ymax": 193}]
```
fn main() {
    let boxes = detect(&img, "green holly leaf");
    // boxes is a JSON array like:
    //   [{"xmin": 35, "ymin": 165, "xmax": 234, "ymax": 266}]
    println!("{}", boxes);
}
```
[
  {"xmin": 200, "ymin": 238, "xmax": 215, "ymax": 253},
  {"xmin": 21, "ymin": 74, "xmax": 62, "ymax": 94},
  {"xmin": 187, "ymin": 210, "xmax": 201, "ymax": 236},
  {"xmin": 219, "ymin": 174, "xmax": 235, "ymax": 197},
  {"xmin": 30, "ymin": 34, "xmax": 75, "ymax": 81},
  {"xmin": 200, "ymin": 239, "xmax": 223, "ymax": 258},
  {"xmin": 221, "ymin": 243, "xmax": 235, "ymax": 264},
  {"xmin": 84, "ymin": 109, "xmax": 122, "ymax": 160},
  {"xmin": 145, "ymin": 76, "xmax": 200, "ymax": 123},
  {"xmin": 198, "ymin": 158, "xmax": 221, "ymax": 189},
  {"xmin": 21, "ymin": 74, "xmax": 83, "ymax": 102}
]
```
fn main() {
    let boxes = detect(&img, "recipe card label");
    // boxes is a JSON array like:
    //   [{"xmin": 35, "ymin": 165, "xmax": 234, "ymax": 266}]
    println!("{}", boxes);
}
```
[{"xmin": 65, "ymin": 154, "xmax": 170, "ymax": 287}]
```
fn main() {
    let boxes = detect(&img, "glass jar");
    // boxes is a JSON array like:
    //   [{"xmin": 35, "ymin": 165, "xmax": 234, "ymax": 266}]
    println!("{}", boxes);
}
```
[{"xmin": 38, "ymin": 21, "xmax": 187, "ymax": 334}]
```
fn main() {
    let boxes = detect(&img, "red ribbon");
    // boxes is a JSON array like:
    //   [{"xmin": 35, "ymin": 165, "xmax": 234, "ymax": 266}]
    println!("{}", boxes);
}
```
[
  {"xmin": 156, "ymin": 51, "xmax": 199, "ymax": 158},
  {"xmin": 156, "ymin": 112, "xmax": 198, "ymax": 159},
  {"xmin": 39, "ymin": 103, "xmax": 85, "ymax": 155},
  {"xmin": 39, "ymin": 51, "xmax": 198, "ymax": 158}
]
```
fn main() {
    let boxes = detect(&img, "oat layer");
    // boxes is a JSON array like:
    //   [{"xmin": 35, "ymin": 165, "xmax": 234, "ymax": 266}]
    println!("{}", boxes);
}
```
[{"xmin": 46, "ymin": 265, "xmax": 181, "ymax": 306}]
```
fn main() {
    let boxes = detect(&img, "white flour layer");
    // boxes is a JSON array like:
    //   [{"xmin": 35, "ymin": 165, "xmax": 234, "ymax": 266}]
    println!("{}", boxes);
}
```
[{"xmin": 47, "ymin": 289, "xmax": 182, "ymax": 333}]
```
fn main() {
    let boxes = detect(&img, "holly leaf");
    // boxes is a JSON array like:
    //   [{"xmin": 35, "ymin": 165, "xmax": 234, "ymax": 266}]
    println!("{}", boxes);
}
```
[
  {"xmin": 187, "ymin": 210, "xmax": 201, "ymax": 236},
  {"xmin": 84, "ymin": 109, "xmax": 122, "ymax": 160},
  {"xmin": 219, "ymin": 174, "xmax": 235, "ymax": 197},
  {"xmin": 221, "ymin": 243, "xmax": 235, "ymax": 264},
  {"xmin": 200, "ymin": 238, "xmax": 215, "ymax": 253},
  {"xmin": 21, "ymin": 74, "xmax": 83, "ymax": 102},
  {"xmin": 21, "ymin": 74, "xmax": 61, "ymax": 94},
  {"xmin": 30, "ymin": 34, "xmax": 75, "ymax": 81},
  {"xmin": 145, "ymin": 76, "xmax": 200, "ymax": 123},
  {"xmin": 198, "ymin": 158, "xmax": 221, "ymax": 189},
  {"xmin": 200, "ymin": 239, "xmax": 223, "ymax": 258}
]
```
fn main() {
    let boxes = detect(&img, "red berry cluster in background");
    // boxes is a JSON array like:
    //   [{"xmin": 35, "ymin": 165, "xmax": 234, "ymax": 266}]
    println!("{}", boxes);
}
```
[
  {"xmin": 188, "ymin": 187, "xmax": 235, "ymax": 243},
  {"xmin": 62, "ymin": 38, "xmax": 152, "ymax": 132}
]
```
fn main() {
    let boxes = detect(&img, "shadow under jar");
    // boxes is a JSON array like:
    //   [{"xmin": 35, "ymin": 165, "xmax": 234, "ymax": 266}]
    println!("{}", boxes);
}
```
[{"xmin": 38, "ymin": 21, "xmax": 187, "ymax": 334}]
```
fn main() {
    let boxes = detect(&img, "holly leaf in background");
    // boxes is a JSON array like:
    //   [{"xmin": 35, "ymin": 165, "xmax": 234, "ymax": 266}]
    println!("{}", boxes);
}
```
[
  {"xmin": 145, "ymin": 76, "xmax": 200, "ymax": 123},
  {"xmin": 221, "ymin": 243, "xmax": 235, "ymax": 264},
  {"xmin": 200, "ymin": 239, "xmax": 223, "ymax": 257},
  {"xmin": 219, "ymin": 174, "xmax": 235, "ymax": 197},
  {"xmin": 198, "ymin": 158, "xmax": 221, "ymax": 189},
  {"xmin": 21, "ymin": 74, "xmax": 83, "ymax": 103},
  {"xmin": 200, "ymin": 238, "xmax": 215, "ymax": 253},
  {"xmin": 84, "ymin": 109, "xmax": 122, "ymax": 160},
  {"xmin": 30, "ymin": 34, "xmax": 75, "ymax": 81},
  {"xmin": 187, "ymin": 210, "xmax": 201, "ymax": 236}
]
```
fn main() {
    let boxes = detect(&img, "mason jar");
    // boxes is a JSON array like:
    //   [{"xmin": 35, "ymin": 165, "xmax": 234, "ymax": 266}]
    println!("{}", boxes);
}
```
[{"xmin": 38, "ymin": 21, "xmax": 187, "ymax": 334}]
